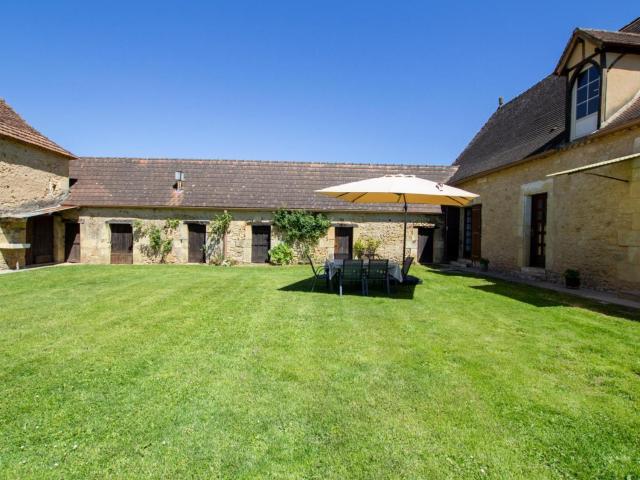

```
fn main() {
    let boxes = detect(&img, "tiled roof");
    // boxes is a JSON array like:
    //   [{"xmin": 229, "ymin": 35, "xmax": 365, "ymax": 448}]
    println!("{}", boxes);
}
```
[
  {"xmin": 67, "ymin": 158, "xmax": 457, "ymax": 213},
  {"xmin": 620, "ymin": 17, "xmax": 640, "ymax": 34},
  {"xmin": 450, "ymin": 75, "xmax": 566, "ymax": 183},
  {"xmin": 580, "ymin": 29, "xmax": 640, "ymax": 48},
  {"xmin": 0, "ymin": 99, "xmax": 74, "ymax": 158}
]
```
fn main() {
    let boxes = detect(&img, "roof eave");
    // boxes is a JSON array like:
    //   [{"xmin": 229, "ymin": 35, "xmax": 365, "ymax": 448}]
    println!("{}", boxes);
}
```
[
  {"xmin": 0, "ymin": 132, "xmax": 76, "ymax": 159},
  {"xmin": 450, "ymin": 117, "xmax": 640, "ymax": 186}
]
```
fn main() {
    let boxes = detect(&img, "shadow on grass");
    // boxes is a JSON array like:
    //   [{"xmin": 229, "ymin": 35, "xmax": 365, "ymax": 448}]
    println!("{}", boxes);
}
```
[
  {"xmin": 429, "ymin": 267, "xmax": 640, "ymax": 322},
  {"xmin": 279, "ymin": 277, "xmax": 416, "ymax": 300}
]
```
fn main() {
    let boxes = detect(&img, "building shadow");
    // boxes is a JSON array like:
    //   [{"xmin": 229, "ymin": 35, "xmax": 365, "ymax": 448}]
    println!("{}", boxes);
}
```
[
  {"xmin": 278, "ymin": 277, "xmax": 416, "ymax": 300},
  {"xmin": 429, "ymin": 267, "xmax": 640, "ymax": 322}
]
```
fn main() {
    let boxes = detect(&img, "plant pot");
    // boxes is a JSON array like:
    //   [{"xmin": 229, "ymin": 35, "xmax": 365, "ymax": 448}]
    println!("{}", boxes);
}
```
[{"xmin": 565, "ymin": 277, "xmax": 580, "ymax": 289}]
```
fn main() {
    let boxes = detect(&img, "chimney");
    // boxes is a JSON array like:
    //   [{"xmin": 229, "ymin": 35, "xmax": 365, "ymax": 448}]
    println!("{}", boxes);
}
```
[
  {"xmin": 498, "ymin": 96, "xmax": 504, "ymax": 109},
  {"xmin": 174, "ymin": 171, "xmax": 185, "ymax": 191}
]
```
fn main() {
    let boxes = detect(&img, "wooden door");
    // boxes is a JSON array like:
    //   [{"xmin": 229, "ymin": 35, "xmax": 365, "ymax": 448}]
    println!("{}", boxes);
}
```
[
  {"xmin": 26, "ymin": 216, "xmax": 54, "ymax": 265},
  {"xmin": 64, "ymin": 222, "xmax": 81, "ymax": 263},
  {"xmin": 529, "ymin": 193, "xmax": 547, "ymax": 268},
  {"xmin": 188, "ymin": 224, "xmax": 206, "ymax": 263},
  {"xmin": 462, "ymin": 207, "xmax": 473, "ymax": 259},
  {"xmin": 444, "ymin": 207, "xmax": 460, "ymax": 261},
  {"xmin": 251, "ymin": 225, "xmax": 271, "ymax": 263},
  {"xmin": 110, "ymin": 224, "xmax": 133, "ymax": 264},
  {"xmin": 334, "ymin": 227, "xmax": 353, "ymax": 260},
  {"xmin": 471, "ymin": 205, "xmax": 482, "ymax": 262},
  {"xmin": 417, "ymin": 227, "xmax": 434, "ymax": 264}
]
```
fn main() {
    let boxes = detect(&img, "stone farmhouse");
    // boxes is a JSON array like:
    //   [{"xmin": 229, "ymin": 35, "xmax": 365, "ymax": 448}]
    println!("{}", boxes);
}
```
[
  {"xmin": 0, "ymin": 101, "xmax": 453, "ymax": 269},
  {"xmin": 1, "ymin": 16, "xmax": 640, "ymax": 297},
  {"xmin": 446, "ymin": 16, "xmax": 640, "ymax": 296}
]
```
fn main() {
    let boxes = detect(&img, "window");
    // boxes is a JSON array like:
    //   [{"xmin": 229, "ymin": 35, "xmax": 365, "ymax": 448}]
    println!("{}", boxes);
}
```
[
  {"xmin": 572, "ymin": 65, "xmax": 600, "ymax": 139},
  {"xmin": 575, "ymin": 66, "xmax": 600, "ymax": 120}
]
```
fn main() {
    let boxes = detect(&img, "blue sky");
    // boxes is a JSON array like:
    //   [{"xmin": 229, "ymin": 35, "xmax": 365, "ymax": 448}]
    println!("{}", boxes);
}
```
[{"xmin": 1, "ymin": 1, "xmax": 637, "ymax": 164}]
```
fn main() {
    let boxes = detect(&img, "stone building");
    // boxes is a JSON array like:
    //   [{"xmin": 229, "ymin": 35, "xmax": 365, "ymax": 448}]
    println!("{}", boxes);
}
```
[
  {"xmin": 0, "ymin": 99, "xmax": 455, "ymax": 270},
  {"xmin": 0, "ymin": 99, "xmax": 76, "ymax": 270},
  {"xmin": 62, "ymin": 158, "xmax": 455, "ymax": 265},
  {"xmin": 446, "ymin": 17, "xmax": 640, "ymax": 296}
]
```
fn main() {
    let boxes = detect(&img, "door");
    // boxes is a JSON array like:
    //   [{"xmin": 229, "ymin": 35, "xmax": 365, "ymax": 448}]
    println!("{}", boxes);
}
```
[
  {"xmin": 251, "ymin": 225, "xmax": 271, "ymax": 263},
  {"xmin": 444, "ymin": 207, "xmax": 460, "ymax": 261},
  {"xmin": 334, "ymin": 227, "xmax": 353, "ymax": 260},
  {"xmin": 26, "ymin": 216, "xmax": 54, "ymax": 265},
  {"xmin": 529, "ymin": 193, "xmax": 547, "ymax": 268},
  {"xmin": 188, "ymin": 223, "xmax": 207, "ymax": 263},
  {"xmin": 462, "ymin": 207, "xmax": 473, "ymax": 259},
  {"xmin": 471, "ymin": 205, "xmax": 482, "ymax": 262},
  {"xmin": 417, "ymin": 227, "xmax": 434, "ymax": 264},
  {"xmin": 64, "ymin": 222, "xmax": 81, "ymax": 263},
  {"xmin": 110, "ymin": 224, "xmax": 133, "ymax": 264}
]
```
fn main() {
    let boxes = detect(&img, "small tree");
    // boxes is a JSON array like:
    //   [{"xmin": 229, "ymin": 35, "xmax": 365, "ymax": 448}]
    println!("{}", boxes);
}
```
[{"xmin": 272, "ymin": 209, "xmax": 331, "ymax": 259}]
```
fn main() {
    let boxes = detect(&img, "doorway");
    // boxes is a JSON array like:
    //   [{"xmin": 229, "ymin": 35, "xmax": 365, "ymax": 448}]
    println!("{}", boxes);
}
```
[
  {"xmin": 64, "ymin": 222, "xmax": 81, "ymax": 263},
  {"xmin": 110, "ymin": 224, "xmax": 133, "ymax": 264},
  {"xmin": 251, "ymin": 225, "xmax": 271, "ymax": 263},
  {"xmin": 188, "ymin": 223, "xmax": 207, "ymax": 263},
  {"xmin": 417, "ymin": 227, "xmax": 434, "ymax": 264},
  {"xmin": 334, "ymin": 227, "xmax": 353, "ymax": 260},
  {"xmin": 529, "ymin": 193, "xmax": 547, "ymax": 268},
  {"xmin": 25, "ymin": 216, "xmax": 54, "ymax": 265}
]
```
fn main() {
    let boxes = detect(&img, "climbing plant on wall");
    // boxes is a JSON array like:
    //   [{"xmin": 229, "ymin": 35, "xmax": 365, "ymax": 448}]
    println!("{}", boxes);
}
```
[
  {"xmin": 133, "ymin": 218, "xmax": 180, "ymax": 263},
  {"xmin": 206, "ymin": 210, "xmax": 233, "ymax": 263},
  {"xmin": 272, "ymin": 209, "xmax": 331, "ymax": 257}
]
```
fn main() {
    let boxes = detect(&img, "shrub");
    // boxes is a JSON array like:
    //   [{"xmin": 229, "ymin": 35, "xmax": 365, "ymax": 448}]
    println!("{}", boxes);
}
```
[
  {"xmin": 135, "ymin": 219, "xmax": 179, "ymax": 263},
  {"xmin": 272, "ymin": 209, "xmax": 331, "ymax": 257},
  {"xmin": 354, "ymin": 237, "xmax": 382, "ymax": 259},
  {"xmin": 269, "ymin": 243, "xmax": 294, "ymax": 265}
]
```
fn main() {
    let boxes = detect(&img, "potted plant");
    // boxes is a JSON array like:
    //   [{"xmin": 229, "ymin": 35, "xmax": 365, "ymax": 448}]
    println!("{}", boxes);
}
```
[
  {"xmin": 479, "ymin": 258, "xmax": 490, "ymax": 272},
  {"xmin": 564, "ymin": 269, "xmax": 581, "ymax": 289}
]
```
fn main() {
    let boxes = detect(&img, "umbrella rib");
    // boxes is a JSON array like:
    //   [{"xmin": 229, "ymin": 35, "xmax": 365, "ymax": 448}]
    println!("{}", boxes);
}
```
[
  {"xmin": 446, "ymin": 196, "xmax": 465, "ymax": 206},
  {"xmin": 351, "ymin": 192, "xmax": 369, "ymax": 203}
]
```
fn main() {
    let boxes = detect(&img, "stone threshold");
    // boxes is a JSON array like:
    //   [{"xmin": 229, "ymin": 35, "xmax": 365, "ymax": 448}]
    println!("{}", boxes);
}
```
[{"xmin": 442, "ymin": 265, "xmax": 640, "ymax": 310}]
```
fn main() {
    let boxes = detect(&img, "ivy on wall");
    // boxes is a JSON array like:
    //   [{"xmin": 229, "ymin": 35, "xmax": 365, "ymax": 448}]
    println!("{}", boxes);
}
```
[
  {"xmin": 272, "ymin": 209, "xmax": 331, "ymax": 258},
  {"xmin": 206, "ymin": 211, "xmax": 233, "ymax": 265}
]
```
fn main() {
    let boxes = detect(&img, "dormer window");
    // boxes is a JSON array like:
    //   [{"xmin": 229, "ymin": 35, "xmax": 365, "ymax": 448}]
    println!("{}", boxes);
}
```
[{"xmin": 571, "ymin": 65, "xmax": 600, "ymax": 140}]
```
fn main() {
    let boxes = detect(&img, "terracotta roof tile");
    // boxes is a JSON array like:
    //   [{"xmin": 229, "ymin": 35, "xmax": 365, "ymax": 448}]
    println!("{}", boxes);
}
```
[
  {"xmin": 68, "ymin": 158, "xmax": 457, "ymax": 213},
  {"xmin": 0, "ymin": 99, "xmax": 74, "ymax": 158}
]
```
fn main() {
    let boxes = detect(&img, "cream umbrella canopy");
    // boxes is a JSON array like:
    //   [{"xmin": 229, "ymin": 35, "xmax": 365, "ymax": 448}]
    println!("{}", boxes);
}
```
[{"xmin": 315, "ymin": 174, "xmax": 478, "ymax": 262}]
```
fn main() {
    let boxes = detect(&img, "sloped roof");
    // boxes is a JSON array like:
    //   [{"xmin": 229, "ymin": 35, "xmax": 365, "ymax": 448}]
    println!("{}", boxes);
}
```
[
  {"xmin": 0, "ymin": 99, "xmax": 74, "ymax": 158},
  {"xmin": 452, "ymin": 20, "xmax": 640, "ymax": 185},
  {"xmin": 450, "ymin": 75, "xmax": 566, "ymax": 183},
  {"xmin": 67, "ymin": 158, "xmax": 457, "ymax": 213},
  {"xmin": 620, "ymin": 17, "xmax": 640, "ymax": 34}
]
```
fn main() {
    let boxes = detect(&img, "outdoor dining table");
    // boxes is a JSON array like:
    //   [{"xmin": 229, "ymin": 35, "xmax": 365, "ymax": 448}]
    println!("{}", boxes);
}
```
[{"xmin": 324, "ymin": 259, "xmax": 404, "ymax": 284}]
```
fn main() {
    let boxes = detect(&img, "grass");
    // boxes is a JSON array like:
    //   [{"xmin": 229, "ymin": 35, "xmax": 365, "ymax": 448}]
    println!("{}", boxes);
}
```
[{"xmin": 0, "ymin": 264, "xmax": 639, "ymax": 479}]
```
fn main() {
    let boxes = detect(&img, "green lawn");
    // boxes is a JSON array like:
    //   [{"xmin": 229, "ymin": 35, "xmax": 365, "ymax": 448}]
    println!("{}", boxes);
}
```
[{"xmin": 1, "ymin": 265, "xmax": 639, "ymax": 479}]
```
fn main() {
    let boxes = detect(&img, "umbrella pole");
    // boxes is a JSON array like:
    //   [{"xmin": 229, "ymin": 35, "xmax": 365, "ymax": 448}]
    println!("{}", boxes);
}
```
[{"xmin": 402, "ymin": 200, "xmax": 407, "ymax": 264}]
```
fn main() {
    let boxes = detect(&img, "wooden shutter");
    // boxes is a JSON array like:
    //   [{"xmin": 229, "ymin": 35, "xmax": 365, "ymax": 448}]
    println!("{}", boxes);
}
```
[
  {"xmin": 471, "ymin": 205, "xmax": 482, "ymax": 262},
  {"xmin": 334, "ymin": 227, "xmax": 353, "ymax": 260},
  {"xmin": 64, "ymin": 222, "xmax": 81, "ymax": 263},
  {"xmin": 529, "ymin": 193, "xmax": 547, "ymax": 268}
]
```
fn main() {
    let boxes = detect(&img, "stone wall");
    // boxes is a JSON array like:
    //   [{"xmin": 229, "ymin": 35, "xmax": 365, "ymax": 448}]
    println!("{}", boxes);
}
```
[
  {"xmin": 62, "ymin": 207, "xmax": 444, "ymax": 265},
  {"xmin": 0, "ymin": 137, "xmax": 70, "ymax": 215},
  {"xmin": 0, "ymin": 218, "xmax": 27, "ymax": 269},
  {"xmin": 456, "ymin": 126, "xmax": 640, "ymax": 295}
]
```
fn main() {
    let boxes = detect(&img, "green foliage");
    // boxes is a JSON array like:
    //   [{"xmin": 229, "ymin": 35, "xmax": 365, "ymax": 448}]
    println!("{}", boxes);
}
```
[
  {"xmin": 272, "ymin": 209, "xmax": 331, "ymax": 256},
  {"xmin": 206, "ymin": 211, "xmax": 233, "ymax": 263},
  {"xmin": 564, "ymin": 269, "xmax": 580, "ymax": 279},
  {"xmin": 136, "ymin": 219, "xmax": 179, "ymax": 262},
  {"xmin": 354, "ymin": 237, "xmax": 382, "ymax": 259},
  {"xmin": 268, "ymin": 242, "xmax": 294, "ymax": 265}
]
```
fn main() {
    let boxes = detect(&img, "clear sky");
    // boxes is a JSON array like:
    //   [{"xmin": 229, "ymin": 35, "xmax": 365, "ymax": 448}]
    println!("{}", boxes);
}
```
[{"xmin": 1, "ymin": 1, "xmax": 637, "ymax": 164}]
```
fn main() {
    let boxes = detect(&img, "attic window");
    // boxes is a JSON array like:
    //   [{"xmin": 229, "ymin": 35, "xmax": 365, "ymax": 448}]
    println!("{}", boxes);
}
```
[
  {"xmin": 174, "ymin": 171, "xmax": 185, "ymax": 191},
  {"xmin": 571, "ymin": 66, "xmax": 600, "ymax": 140},
  {"xmin": 576, "ymin": 67, "xmax": 600, "ymax": 119}
]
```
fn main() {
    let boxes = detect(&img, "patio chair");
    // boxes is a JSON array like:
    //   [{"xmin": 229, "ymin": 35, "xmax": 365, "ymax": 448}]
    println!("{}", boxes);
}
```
[
  {"xmin": 366, "ymin": 259, "xmax": 390, "ymax": 295},
  {"xmin": 307, "ymin": 255, "xmax": 329, "ymax": 292},
  {"xmin": 339, "ymin": 259, "xmax": 365, "ymax": 296}
]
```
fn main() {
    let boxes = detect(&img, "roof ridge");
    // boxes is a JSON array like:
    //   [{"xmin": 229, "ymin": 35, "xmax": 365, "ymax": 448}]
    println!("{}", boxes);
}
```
[
  {"xmin": 580, "ymin": 27, "xmax": 640, "ymax": 37},
  {"xmin": 78, "ymin": 156, "xmax": 453, "ymax": 169}
]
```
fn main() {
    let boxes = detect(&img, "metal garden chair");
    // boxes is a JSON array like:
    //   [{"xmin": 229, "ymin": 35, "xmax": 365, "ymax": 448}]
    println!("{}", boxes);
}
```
[
  {"xmin": 366, "ymin": 259, "xmax": 390, "ymax": 295},
  {"xmin": 339, "ymin": 259, "xmax": 365, "ymax": 296},
  {"xmin": 307, "ymin": 255, "xmax": 329, "ymax": 292}
]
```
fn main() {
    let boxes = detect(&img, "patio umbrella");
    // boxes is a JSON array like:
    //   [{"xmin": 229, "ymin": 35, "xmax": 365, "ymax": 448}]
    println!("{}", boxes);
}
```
[{"xmin": 315, "ymin": 174, "xmax": 478, "ymax": 262}]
